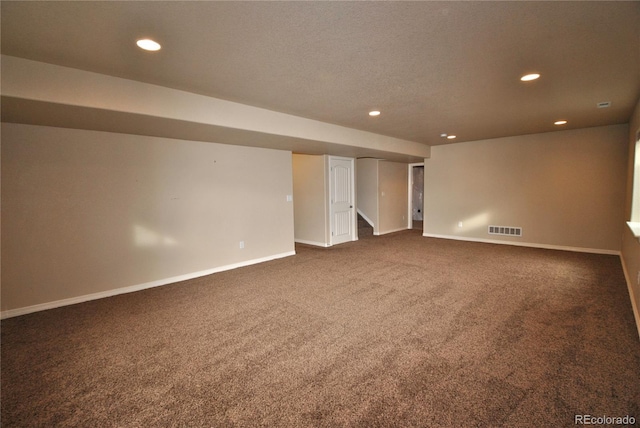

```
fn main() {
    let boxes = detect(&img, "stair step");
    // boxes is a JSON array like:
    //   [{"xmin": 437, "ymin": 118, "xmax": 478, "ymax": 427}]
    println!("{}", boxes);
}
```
[{"xmin": 357, "ymin": 213, "xmax": 373, "ymax": 237}]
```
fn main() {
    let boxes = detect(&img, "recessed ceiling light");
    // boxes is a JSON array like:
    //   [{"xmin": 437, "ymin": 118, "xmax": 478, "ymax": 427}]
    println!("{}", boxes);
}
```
[
  {"xmin": 520, "ymin": 73, "xmax": 540, "ymax": 82},
  {"xmin": 136, "ymin": 39, "xmax": 161, "ymax": 51},
  {"xmin": 440, "ymin": 133, "xmax": 448, "ymax": 138},
  {"xmin": 447, "ymin": 135, "xmax": 457, "ymax": 140},
  {"xmin": 369, "ymin": 110, "xmax": 381, "ymax": 116},
  {"xmin": 554, "ymin": 120, "xmax": 567, "ymax": 125}
]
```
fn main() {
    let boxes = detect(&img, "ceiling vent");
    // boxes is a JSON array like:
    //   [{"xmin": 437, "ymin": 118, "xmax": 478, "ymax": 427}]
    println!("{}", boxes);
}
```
[
  {"xmin": 488, "ymin": 225, "xmax": 522, "ymax": 237},
  {"xmin": 597, "ymin": 101, "xmax": 611, "ymax": 108}
]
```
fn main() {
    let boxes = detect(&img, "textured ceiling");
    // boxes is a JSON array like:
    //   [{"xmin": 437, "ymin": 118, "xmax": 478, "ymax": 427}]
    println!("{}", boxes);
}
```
[{"xmin": 1, "ymin": 1, "xmax": 639, "ymax": 146}]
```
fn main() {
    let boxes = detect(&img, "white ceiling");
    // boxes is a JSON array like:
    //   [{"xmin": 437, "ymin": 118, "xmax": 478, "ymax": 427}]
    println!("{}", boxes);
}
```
[{"xmin": 1, "ymin": 1, "xmax": 639, "ymax": 147}]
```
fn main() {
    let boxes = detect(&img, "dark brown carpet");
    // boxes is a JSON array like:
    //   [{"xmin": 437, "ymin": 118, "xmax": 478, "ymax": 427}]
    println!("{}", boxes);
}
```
[{"xmin": 2, "ymin": 230, "xmax": 639, "ymax": 427}]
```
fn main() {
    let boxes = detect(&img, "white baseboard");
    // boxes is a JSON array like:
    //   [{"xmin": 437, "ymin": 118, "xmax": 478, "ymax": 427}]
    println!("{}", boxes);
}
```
[
  {"xmin": 375, "ymin": 227, "xmax": 410, "ymax": 236},
  {"xmin": 620, "ymin": 255, "xmax": 640, "ymax": 340},
  {"xmin": 295, "ymin": 239, "xmax": 330, "ymax": 248},
  {"xmin": 0, "ymin": 250, "xmax": 296, "ymax": 320},
  {"xmin": 422, "ymin": 233, "xmax": 621, "ymax": 256}
]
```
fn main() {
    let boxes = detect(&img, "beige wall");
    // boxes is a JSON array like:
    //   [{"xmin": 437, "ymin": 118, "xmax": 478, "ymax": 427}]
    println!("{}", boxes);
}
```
[
  {"xmin": 292, "ymin": 154, "xmax": 329, "ymax": 246},
  {"xmin": 356, "ymin": 158, "xmax": 379, "ymax": 233},
  {"xmin": 1, "ymin": 123, "xmax": 295, "ymax": 315},
  {"xmin": 424, "ymin": 124, "xmax": 628, "ymax": 253},
  {"xmin": 622, "ymin": 98, "xmax": 640, "ymax": 336},
  {"xmin": 378, "ymin": 161, "xmax": 409, "ymax": 234}
]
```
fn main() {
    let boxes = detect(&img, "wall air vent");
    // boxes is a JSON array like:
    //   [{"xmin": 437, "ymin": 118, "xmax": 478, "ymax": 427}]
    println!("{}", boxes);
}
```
[
  {"xmin": 488, "ymin": 225, "xmax": 522, "ymax": 237},
  {"xmin": 597, "ymin": 101, "xmax": 611, "ymax": 108}
]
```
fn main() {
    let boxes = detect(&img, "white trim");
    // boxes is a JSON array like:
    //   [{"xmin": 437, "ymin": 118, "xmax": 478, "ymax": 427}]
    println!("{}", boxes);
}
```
[
  {"xmin": 295, "ymin": 239, "xmax": 330, "ymax": 247},
  {"xmin": 631, "ymin": 129, "xmax": 640, "ymax": 223},
  {"xmin": 0, "ymin": 251, "xmax": 296, "ymax": 320},
  {"xmin": 620, "ymin": 254, "xmax": 640, "ymax": 340},
  {"xmin": 356, "ymin": 209, "xmax": 375, "ymax": 228},
  {"xmin": 375, "ymin": 227, "xmax": 410, "ymax": 236},
  {"xmin": 422, "ymin": 233, "xmax": 620, "ymax": 255},
  {"xmin": 627, "ymin": 221, "xmax": 640, "ymax": 243}
]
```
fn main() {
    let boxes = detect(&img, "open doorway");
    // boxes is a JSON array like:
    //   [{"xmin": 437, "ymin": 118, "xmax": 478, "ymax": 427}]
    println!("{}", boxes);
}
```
[{"xmin": 408, "ymin": 163, "xmax": 424, "ymax": 231}]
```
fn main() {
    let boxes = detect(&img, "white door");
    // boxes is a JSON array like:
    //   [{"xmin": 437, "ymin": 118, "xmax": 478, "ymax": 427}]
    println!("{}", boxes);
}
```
[{"xmin": 329, "ymin": 157, "xmax": 355, "ymax": 245}]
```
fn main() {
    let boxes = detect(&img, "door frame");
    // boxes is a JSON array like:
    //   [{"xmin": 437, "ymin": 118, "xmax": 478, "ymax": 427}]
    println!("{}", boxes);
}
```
[
  {"xmin": 407, "ymin": 162, "xmax": 425, "ymax": 229},
  {"xmin": 328, "ymin": 156, "xmax": 357, "ymax": 245}
]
